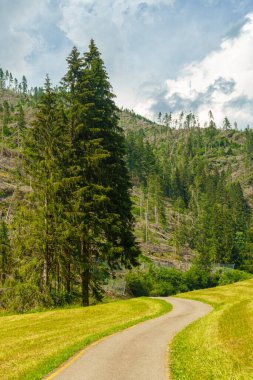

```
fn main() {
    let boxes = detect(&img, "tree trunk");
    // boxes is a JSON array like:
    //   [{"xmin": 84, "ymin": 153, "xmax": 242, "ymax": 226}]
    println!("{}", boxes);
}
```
[
  {"xmin": 65, "ymin": 258, "xmax": 71, "ymax": 300},
  {"xmin": 43, "ymin": 255, "xmax": 49, "ymax": 286},
  {"xmin": 43, "ymin": 193, "xmax": 50, "ymax": 287},
  {"xmin": 81, "ymin": 269, "xmax": 89, "ymax": 306},
  {"xmin": 81, "ymin": 237, "xmax": 89, "ymax": 306}
]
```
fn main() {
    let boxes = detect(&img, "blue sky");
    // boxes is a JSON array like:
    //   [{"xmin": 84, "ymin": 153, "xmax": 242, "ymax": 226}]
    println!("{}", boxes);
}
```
[{"xmin": 1, "ymin": 0, "xmax": 253, "ymax": 127}]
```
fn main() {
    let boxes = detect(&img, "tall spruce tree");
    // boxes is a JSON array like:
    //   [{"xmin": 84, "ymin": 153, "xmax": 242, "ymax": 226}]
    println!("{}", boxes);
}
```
[
  {"xmin": 18, "ymin": 76, "xmax": 66, "ymax": 292},
  {"xmin": 60, "ymin": 41, "xmax": 139, "ymax": 305},
  {"xmin": 82, "ymin": 40, "xmax": 139, "ymax": 269},
  {"xmin": 61, "ymin": 45, "xmax": 112, "ymax": 306}
]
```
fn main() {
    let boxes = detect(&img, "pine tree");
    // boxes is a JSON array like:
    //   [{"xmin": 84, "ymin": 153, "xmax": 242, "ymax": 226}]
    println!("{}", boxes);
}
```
[
  {"xmin": 21, "ymin": 75, "xmax": 28, "ymax": 94},
  {"xmin": 0, "ymin": 68, "xmax": 5, "ymax": 89},
  {"xmin": 20, "ymin": 75, "xmax": 66, "ymax": 292},
  {"xmin": 223, "ymin": 117, "xmax": 231, "ymax": 130},
  {"xmin": 82, "ymin": 39, "xmax": 139, "ymax": 270},
  {"xmin": 16, "ymin": 103, "xmax": 26, "ymax": 152},
  {"xmin": 60, "ymin": 41, "xmax": 139, "ymax": 305},
  {"xmin": 61, "ymin": 45, "xmax": 111, "ymax": 305},
  {"xmin": 0, "ymin": 220, "xmax": 10, "ymax": 285}
]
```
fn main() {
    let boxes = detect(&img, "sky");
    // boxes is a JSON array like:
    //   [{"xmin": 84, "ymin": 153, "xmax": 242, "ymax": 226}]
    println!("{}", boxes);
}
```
[{"xmin": 1, "ymin": 0, "xmax": 253, "ymax": 128}]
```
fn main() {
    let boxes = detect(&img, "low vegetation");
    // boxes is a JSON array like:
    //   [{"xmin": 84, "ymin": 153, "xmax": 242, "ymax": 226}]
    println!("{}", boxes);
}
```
[
  {"xmin": 126, "ymin": 265, "xmax": 252, "ymax": 297},
  {"xmin": 0, "ymin": 297, "xmax": 171, "ymax": 380},
  {"xmin": 170, "ymin": 278, "xmax": 253, "ymax": 379}
]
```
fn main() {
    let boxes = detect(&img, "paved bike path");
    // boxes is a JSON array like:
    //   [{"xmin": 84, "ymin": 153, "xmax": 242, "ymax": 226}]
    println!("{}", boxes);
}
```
[{"xmin": 46, "ymin": 297, "xmax": 212, "ymax": 380}]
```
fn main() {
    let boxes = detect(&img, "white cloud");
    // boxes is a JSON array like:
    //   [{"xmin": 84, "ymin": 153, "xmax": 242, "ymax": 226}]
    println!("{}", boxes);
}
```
[
  {"xmin": 1, "ymin": 0, "xmax": 252, "ymax": 129},
  {"xmin": 59, "ymin": 0, "xmax": 174, "ymax": 32},
  {"xmin": 0, "ymin": 1, "xmax": 50, "ymax": 80},
  {"xmin": 58, "ymin": 0, "xmax": 175, "ymax": 108},
  {"xmin": 59, "ymin": 0, "xmax": 170, "ymax": 45},
  {"xmin": 140, "ymin": 12, "xmax": 253, "ymax": 128}
]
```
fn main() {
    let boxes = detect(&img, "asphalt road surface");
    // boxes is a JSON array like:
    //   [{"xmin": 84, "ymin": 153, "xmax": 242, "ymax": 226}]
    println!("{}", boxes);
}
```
[{"xmin": 46, "ymin": 297, "xmax": 212, "ymax": 380}]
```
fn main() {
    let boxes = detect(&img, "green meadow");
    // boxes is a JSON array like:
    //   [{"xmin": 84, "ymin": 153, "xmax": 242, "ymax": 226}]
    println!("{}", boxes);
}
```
[
  {"xmin": 170, "ymin": 279, "xmax": 253, "ymax": 380},
  {"xmin": 0, "ymin": 297, "xmax": 171, "ymax": 380}
]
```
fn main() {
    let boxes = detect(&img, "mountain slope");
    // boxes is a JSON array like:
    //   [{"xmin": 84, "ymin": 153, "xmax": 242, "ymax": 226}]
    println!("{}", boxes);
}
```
[
  {"xmin": 1, "ymin": 91, "xmax": 253, "ymax": 271},
  {"xmin": 122, "ymin": 110, "xmax": 253, "ymax": 270}
]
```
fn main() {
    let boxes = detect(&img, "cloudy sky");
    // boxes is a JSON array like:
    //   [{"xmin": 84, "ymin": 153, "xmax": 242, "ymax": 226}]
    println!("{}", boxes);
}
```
[{"xmin": 1, "ymin": 0, "xmax": 253, "ymax": 128}]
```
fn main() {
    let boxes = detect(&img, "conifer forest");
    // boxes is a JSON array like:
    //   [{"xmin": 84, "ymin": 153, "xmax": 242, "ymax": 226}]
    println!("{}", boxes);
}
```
[{"xmin": 1, "ymin": 40, "xmax": 253, "ymax": 311}]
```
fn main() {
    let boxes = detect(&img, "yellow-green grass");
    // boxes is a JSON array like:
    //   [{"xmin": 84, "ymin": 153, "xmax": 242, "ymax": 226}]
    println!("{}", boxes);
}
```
[
  {"xmin": 0, "ymin": 297, "xmax": 171, "ymax": 380},
  {"xmin": 170, "ymin": 279, "xmax": 253, "ymax": 380}
]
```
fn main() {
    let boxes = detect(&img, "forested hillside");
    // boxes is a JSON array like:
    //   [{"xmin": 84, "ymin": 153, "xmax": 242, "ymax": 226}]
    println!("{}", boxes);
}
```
[
  {"xmin": 122, "ymin": 109, "xmax": 253, "ymax": 272},
  {"xmin": 1, "ymin": 47, "xmax": 253, "ymax": 311}
]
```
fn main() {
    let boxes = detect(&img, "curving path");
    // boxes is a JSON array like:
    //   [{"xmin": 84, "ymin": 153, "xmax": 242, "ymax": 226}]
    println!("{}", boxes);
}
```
[{"xmin": 46, "ymin": 297, "xmax": 212, "ymax": 380}]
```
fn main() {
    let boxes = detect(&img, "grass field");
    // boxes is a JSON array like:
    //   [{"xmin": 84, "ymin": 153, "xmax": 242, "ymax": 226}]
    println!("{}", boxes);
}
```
[
  {"xmin": 0, "ymin": 297, "xmax": 171, "ymax": 380},
  {"xmin": 170, "ymin": 278, "xmax": 253, "ymax": 380}
]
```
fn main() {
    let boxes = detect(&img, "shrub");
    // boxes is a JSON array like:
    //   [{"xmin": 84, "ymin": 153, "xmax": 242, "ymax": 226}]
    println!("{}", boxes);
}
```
[
  {"xmin": 125, "ymin": 265, "xmax": 253, "ymax": 298},
  {"xmin": 1, "ymin": 283, "xmax": 53, "ymax": 313},
  {"xmin": 153, "ymin": 267, "xmax": 188, "ymax": 294},
  {"xmin": 183, "ymin": 266, "xmax": 216, "ymax": 290},
  {"xmin": 125, "ymin": 271, "xmax": 151, "ymax": 296},
  {"xmin": 218, "ymin": 269, "xmax": 252, "ymax": 285},
  {"xmin": 150, "ymin": 282, "xmax": 174, "ymax": 296},
  {"xmin": 126, "ymin": 266, "xmax": 187, "ymax": 297}
]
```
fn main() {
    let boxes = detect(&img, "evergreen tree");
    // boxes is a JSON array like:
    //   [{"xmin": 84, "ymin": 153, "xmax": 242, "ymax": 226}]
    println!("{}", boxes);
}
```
[
  {"xmin": 21, "ymin": 75, "xmax": 28, "ymax": 94},
  {"xmin": 62, "ymin": 40, "xmax": 139, "ymax": 305},
  {"xmin": 9, "ymin": 72, "xmax": 13, "ymax": 89},
  {"xmin": 19, "ymin": 75, "xmax": 66, "ymax": 293},
  {"xmin": 16, "ymin": 103, "xmax": 26, "ymax": 151},
  {"xmin": 245, "ymin": 128, "xmax": 253, "ymax": 159},
  {"xmin": 0, "ymin": 220, "xmax": 10, "ymax": 285},
  {"xmin": 0, "ymin": 68, "xmax": 5, "ymax": 89},
  {"xmin": 61, "ymin": 45, "xmax": 113, "ymax": 305},
  {"xmin": 83, "ymin": 40, "xmax": 139, "ymax": 266},
  {"xmin": 223, "ymin": 117, "xmax": 231, "ymax": 130}
]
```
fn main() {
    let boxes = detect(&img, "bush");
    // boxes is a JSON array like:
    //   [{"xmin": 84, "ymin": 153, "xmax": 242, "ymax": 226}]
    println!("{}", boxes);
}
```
[
  {"xmin": 184, "ymin": 266, "xmax": 218, "ymax": 290},
  {"xmin": 1, "ymin": 283, "xmax": 53, "ymax": 313},
  {"xmin": 218, "ymin": 269, "xmax": 252, "ymax": 285},
  {"xmin": 125, "ymin": 271, "xmax": 151, "ymax": 296},
  {"xmin": 126, "ymin": 266, "xmax": 187, "ymax": 297},
  {"xmin": 125, "ymin": 265, "xmax": 253, "ymax": 298},
  {"xmin": 150, "ymin": 282, "xmax": 174, "ymax": 296},
  {"xmin": 153, "ymin": 267, "xmax": 188, "ymax": 293}
]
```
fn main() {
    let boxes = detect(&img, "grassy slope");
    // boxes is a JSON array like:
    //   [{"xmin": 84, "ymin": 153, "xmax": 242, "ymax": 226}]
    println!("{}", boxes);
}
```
[
  {"xmin": 170, "ymin": 279, "xmax": 253, "ymax": 380},
  {"xmin": 0, "ymin": 297, "xmax": 171, "ymax": 380}
]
